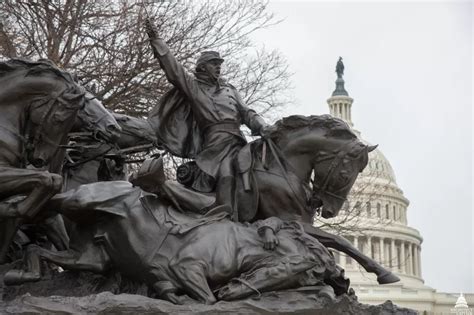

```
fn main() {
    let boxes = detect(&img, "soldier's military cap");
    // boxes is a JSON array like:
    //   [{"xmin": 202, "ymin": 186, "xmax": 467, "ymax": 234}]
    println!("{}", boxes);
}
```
[{"xmin": 196, "ymin": 51, "xmax": 224, "ymax": 66}]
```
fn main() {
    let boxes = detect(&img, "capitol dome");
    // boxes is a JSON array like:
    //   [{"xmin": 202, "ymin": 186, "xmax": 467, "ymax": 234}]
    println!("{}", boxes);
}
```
[
  {"xmin": 362, "ymin": 146, "xmax": 397, "ymax": 183},
  {"xmin": 317, "ymin": 57, "xmax": 474, "ymax": 314},
  {"xmin": 455, "ymin": 293, "xmax": 469, "ymax": 309},
  {"xmin": 317, "ymin": 60, "xmax": 440, "ymax": 312}
]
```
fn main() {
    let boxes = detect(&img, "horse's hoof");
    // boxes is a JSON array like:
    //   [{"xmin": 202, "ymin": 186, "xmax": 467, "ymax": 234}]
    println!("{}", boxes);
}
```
[
  {"xmin": 164, "ymin": 292, "xmax": 183, "ymax": 305},
  {"xmin": 318, "ymin": 285, "xmax": 336, "ymax": 302},
  {"xmin": 3, "ymin": 269, "xmax": 40, "ymax": 285},
  {"xmin": 377, "ymin": 272, "xmax": 400, "ymax": 284}
]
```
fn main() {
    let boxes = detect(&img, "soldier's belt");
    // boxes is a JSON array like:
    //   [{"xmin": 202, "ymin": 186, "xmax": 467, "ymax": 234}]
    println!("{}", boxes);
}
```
[{"xmin": 202, "ymin": 121, "xmax": 240, "ymax": 134}]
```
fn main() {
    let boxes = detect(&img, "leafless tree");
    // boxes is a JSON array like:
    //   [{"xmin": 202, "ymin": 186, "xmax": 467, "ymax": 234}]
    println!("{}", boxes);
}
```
[{"xmin": 0, "ymin": 0, "xmax": 292, "ymax": 118}]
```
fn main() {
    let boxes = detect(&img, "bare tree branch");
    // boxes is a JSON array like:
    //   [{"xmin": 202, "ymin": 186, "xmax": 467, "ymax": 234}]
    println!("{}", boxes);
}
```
[{"xmin": 0, "ymin": 0, "xmax": 292, "ymax": 119}]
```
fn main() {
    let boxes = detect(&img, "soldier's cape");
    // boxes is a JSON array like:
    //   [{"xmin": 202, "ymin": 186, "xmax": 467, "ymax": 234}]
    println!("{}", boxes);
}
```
[
  {"xmin": 148, "ymin": 88, "xmax": 203, "ymax": 159},
  {"xmin": 148, "ymin": 87, "xmax": 261, "ymax": 218},
  {"xmin": 148, "ymin": 88, "xmax": 217, "ymax": 193}
]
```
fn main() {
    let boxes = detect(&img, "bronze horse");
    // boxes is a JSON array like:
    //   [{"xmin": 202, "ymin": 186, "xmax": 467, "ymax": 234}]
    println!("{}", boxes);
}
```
[
  {"xmin": 235, "ymin": 115, "xmax": 398, "ymax": 284},
  {"xmin": 161, "ymin": 115, "xmax": 398, "ymax": 284},
  {"xmin": 0, "ymin": 59, "xmax": 121, "ymax": 263}
]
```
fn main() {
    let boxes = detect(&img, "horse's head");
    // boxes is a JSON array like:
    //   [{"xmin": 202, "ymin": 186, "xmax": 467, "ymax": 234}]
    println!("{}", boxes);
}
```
[
  {"xmin": 267, "ymin": 115, "xmax": 376, "ymax": 219},
  {"xmin": 27, "ymin": 81, "xmax": 87, "ymax": 168},
  {"xmin": 311, "ymin": 140, "xmax": 377, "ymax": 218},
  {"xmin": 0, "ymin": 59, "xmax": 119, "ymax": 168},
  {"xmin": 75, "ymin": 92, "xmax": 122, "ymax": 142}
]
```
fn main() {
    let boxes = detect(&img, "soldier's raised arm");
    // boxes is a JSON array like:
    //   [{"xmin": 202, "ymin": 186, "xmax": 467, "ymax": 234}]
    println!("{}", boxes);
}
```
[{"xmin": 145, "ymin": 19, "xmax": 196, "ymax": 99}]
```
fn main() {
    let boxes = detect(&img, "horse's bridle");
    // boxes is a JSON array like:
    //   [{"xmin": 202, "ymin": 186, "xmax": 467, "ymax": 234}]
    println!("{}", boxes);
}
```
[{"xmin": 311, "ymin": 139, "xmax": 364, "ymax": 203}]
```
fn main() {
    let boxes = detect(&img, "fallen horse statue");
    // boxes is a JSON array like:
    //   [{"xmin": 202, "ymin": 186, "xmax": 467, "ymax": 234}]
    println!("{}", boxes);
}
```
[{"xmin": 5, "ymin": 181, "xmax": 348, "ymax": 304}]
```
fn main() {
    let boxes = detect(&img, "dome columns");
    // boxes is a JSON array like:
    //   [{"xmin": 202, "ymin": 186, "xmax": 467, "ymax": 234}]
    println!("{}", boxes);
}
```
[
  {"xmin": 417, "ymin": 246, "xmax": 422, "ymax": 277},
  {"xmin": 390, "ymin": 239, "xmax": 397, "ymax": 270},
  {"xmin": 379, "ymin": 238, "xmax": 385, "ymax": 263},
  {"xmin": 328, "ymin": 96, "xmax": 354, "ymax": 127},
  {"xmin": 397, "ymin": 240, "xmax": 422, "ymax": 277},
  {"xmin": 341, "ymin": 235, "xmax": 423, "ymax": 278},
  {"xmin": 366, "ymin": 236, "xmax": 373, "ymax": 259},
  {"xmin": 400, "ymin": 241, "xmax": 406, "ymax": 273},
  {"xmin": 413, "ymin": 244, "xmax": 418, "ymax": 276},
  {"xmin": 408, "ymin": 243, "xmax": 414, "ymax": 275}
]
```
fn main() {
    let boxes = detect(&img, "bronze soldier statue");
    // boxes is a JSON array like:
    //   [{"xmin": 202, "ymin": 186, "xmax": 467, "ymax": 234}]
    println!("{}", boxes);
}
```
[{"xmin": 145, "ymin": 19, "xmax": 268, "ymax": 219}]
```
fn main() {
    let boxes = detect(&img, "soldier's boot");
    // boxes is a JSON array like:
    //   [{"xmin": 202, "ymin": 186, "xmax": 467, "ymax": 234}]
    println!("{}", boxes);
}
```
[{"xmin": 215, "ymin": 176, "xmax": 236, "ymax": 220}]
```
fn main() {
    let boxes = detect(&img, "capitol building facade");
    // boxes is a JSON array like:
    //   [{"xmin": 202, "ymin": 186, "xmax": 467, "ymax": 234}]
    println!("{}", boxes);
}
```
[{"xmin": 319, "ymin": 67, "xmax": 473, "ymax": 314}]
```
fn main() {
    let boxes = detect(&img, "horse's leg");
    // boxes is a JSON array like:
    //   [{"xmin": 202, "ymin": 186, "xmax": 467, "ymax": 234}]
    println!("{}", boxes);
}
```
[
  {"xmin": 169, "ymin": 260, "xmax": 217, "ymax": 304},
  {"xmin": 0, "ymin": 201, "xmax": 69, "ymax": 264},
  {"xmin": 4, "ymin": 187, "xmax": 113, "ymax": 284},
  {"xmin": 4, "ymin": 242, "xmax": 110, "ymax": 285},
  {"xmin": 217, "ymin": 259, "xmax": 316, "ymax": 301},
  {"xmin": 0, "ymin": 169, "xmax": 63, "ymax": 219},
  {"xmin": 0, "ymin": 218, "xmax": 21, "ymax": 263},
  {"xmin": 301, "ymin": 223, "xmax": 400, "ymax": 284},
  {"xmin": 41, "ymin": 214, "xmax": 70, "ymax": 251},
  {"xmin": 0, "ymin": 170, "xmax": 62, "ymax": 263},
  {"xmin": 3, "ymin": 243, "xmax": 44, "ymax": 284}
]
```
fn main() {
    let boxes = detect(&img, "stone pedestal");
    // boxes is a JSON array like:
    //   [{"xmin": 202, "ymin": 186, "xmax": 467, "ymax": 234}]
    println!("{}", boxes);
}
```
[{"xmin": 1, "ymin": 270, "xmax": 417, "ymax": 315}]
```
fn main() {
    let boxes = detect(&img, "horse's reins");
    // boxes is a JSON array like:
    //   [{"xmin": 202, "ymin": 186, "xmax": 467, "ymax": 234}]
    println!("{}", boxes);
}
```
[
  {"xmin": 64, "ymin": 144, "xmax": 115, "ymax": 169},
  {"xmin": 311, "ymin": 140, "xmax": 362, "ymax": 202}
]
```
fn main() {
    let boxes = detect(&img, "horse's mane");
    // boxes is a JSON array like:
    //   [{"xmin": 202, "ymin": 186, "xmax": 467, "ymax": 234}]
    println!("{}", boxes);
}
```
[
  {"xmin": 0, "ymin": 58, "xmax": 77, "ymax": 84},
  {"xmin": 269, "ymin": 114, "xmax": 357, "ymax": 141}
]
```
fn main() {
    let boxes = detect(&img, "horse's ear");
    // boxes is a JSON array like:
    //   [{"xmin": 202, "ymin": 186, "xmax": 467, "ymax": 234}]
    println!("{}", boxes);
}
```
[{"xmin": 367, "ymin": 145, "xmax": 378, "ymax": 152}]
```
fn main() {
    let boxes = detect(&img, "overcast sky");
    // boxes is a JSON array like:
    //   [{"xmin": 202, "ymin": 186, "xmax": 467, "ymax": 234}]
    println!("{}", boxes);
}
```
[{"xmin": 249, "ymin": 1, "xmax": 473, "ymax": 293}]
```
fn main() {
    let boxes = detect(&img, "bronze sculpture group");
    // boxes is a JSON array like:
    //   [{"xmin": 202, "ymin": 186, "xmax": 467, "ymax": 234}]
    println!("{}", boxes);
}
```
[{"xmin": 0, "ymin": 19, "xmax": 400, "ymax": 305}]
